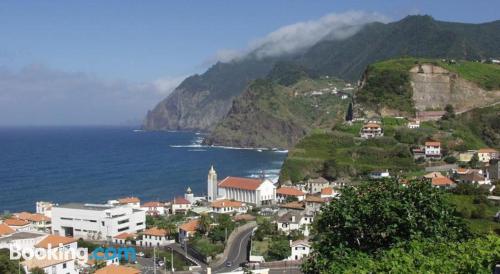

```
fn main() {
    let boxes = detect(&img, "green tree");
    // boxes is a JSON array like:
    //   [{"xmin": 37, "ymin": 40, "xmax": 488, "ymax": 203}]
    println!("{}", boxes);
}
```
[
  {"xmin": 267, "ymin": 235, "xmax": 291, "ymax": 261},
  {"xmin": 303, "ymin": 179, "xmax": 471, "ymax": 273},
  {"xmin": 197, "ymin": 214, "xmax": 213, "ymax": 235},
  {"xmin": 442, "ymin": 104, "xmax": 456, "ymax": 120},
  {"xmin": 469, "ymin": 154, "xmax": 480, "ymax": 169},
  {"xmin": 345, "ymin": 102, "xmax": 353, "ymax": 121},
  {"xmin": 30, "ymin": 267, "xmax": 45, "ymax": 274},
  {"xmin": 0, "ymin": 249, "xmax": 25, "ymax": 274}
]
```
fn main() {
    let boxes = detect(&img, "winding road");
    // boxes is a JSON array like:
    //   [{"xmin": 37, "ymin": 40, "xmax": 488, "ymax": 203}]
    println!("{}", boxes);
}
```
[{"xmin": 212, "ymin": 226, "xmax": 255, "ymax": 273}]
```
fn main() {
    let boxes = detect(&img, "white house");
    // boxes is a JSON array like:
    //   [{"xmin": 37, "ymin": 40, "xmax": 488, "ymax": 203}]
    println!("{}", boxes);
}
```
[
  {"xmin": 112, "ymin": 232, "xmax": 136, "ymax": 245},
  {"xmin": 369, "ymin": 170, "xmax": 391, "ymax": 179},
  {"xmin": 277, "ymin": 211, "xmax": 313, "ymax": 237},
  {"xmin": 51, "ymin": 203, "xmax": 146, "ymax": 241},
  {"xmin": 288, "ymin": 240, "xmax": 311, "ymax": 261},
  {"xmin": 171, "ymin": 197, "xmax": 192, "ymax": 214},
  {"xmin": 22, "ymin": 253, "xmax": 78, "ymax": 274},
  {"xmin": 407, "ymin": 119, "xmax": 420, "ymax": 129},
  {"xmin": 36, "ymin": 201, "xmax": 54, "ymax": 219},
  {"xmin": 276, "ymin": 187, "xmax": 306, "ymax": 203},
  {"xmin": 140, "ymin": 201, "xmax": 166, "ymax": 216},
  {"xmin": 3, "ymin": 218, "xmax": 32, "ymax": 232},
  {"xmin": 218, "ymin": 176, "xmax": 276, "ymax": 206},
  {"xmin": 0, "ymin": 231, "xmax": 47, "ymax": 251},
  {"xmin": 305, "ymin": 195, "xmax": 325, "ymax": 214},
  {"xmin": 320, "ymin": 187, "xmax": 337, "ymax": 199},
  {"xmin": 211, "ymin": 199, "xmax": 248, "ymax": 214},
  {"xmin": 138, "ymin": 227, "xmax": 174, "ymax": 247},
  {"xmin": 178, "ymin": 219, "xmax": 199, "ymax": 243},
  {"xmin": 117, "ymin": 197, "xmax": 141, "ymax": 209},
  {"xmin": 478, "ymin": 148, "xmax": 498, "ymax": 163},
  {"xmin": 14, "ymin": 212, "xmax": 51, "ymax": 233},
  {"xmin": 35, "ymin": 234, "xmax": 78, "ymax": 252},
  {"xmin": 306, "ymin": 177, "xmax": 330, "ymax": 194},
  {"xmin": 360, "ymin": 122, "xmax": 383, "ymax": 139},
  {"xmin": 425, "ymin": 141, "xmax": 441, "ymax": 158}
]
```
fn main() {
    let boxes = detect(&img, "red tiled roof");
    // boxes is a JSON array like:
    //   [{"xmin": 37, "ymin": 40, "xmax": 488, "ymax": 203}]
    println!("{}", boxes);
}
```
[
  {"xmin": 179, "ymin": 219, "xmax": 199, "ymax": 232},
  {"xmin": 35, "ymin": 235, "xmax": 77, "ymax": 249},
  {"xmin": 276, "ymin": 187, "xmax": 305, "ymax": 196},
  {"xmin": 321, "ymin": 187, "xmax": 334, "ymax": 195},
  {"xmin": 4, "ymin": 218, "xmax": 30, "ymax": 226},
  {"xmin": 305, "ymin": 195, "xmax": 325, "ymax": 203},
  {"xmin": 279, "ymin": 201, "xmax": 305, "ymax": 210},
  {"xmin": 431, "ymin": 177, "xmax": 455, "ymax": 186},
  {"xmin": 143, "ymin": 227, "xmax": 168, "ymax": 237},
  {"xmin": 113, "ymin": 232, "xmax": 136, "ymax": 240},
  {"xmin": 478, "ymin": 148, "xmax": 498, "ymax": 153},
  {"xmin": 211, "ymin": 199, "xmax": 243, "ymax": 208},
  {"xmin": 95, "ymin": 265, "xmax": 140, "ymax": 274},
  {"xmin": 0, "ymin": 223, "xmax": 14, "ymax": 236},
  {"xmin": 172, "ymin": 197, "xmax": 190, "ymax": 205},
  {"xmin": 218, "ymin": 176, "xmax": 264, "ymax": 191},
  {"xmin": 142, "ymin": 201, "xmax": 163, "ymax": 207},
  {"xmin": 425, "ymin": 141, "xmax": 441, "ymax": 146},
  {"xmin": 118, "ymin": 197, "xmax": 140, "ymax": 204},
  {"xmin": 15, "ymin": 212, "xmax": 51, "ymax": 222}
]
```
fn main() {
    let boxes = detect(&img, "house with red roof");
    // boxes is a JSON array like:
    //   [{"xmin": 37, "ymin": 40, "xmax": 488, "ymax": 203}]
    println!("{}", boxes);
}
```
[
  {"xmin": 425, "ymin": 141, "xmax": 441, "ymax": 158},
  {"xmin": 137, "ymin": 227, "xmax": 174, "ymax": 247},
  {"xmin": 478, "ymin": 148, "xmax": 499, "ymax": 163},
  {"xmin": 171, "ymin": 197, "xmax": 192, "ymax": 214},
  {"xmin": 211, "ymin": 199, "xmax": 248, "ymax": 214},
  {"xmin": 140, "ymin": 201, "xmax": 166, "ymax": 216},
  {"xmin": 218, "ymin": 176, "xmax": 276, "ymax": 206},
  {"xmin": 276, "ymin": 187, "xmax": 306, "ymax": 203}
]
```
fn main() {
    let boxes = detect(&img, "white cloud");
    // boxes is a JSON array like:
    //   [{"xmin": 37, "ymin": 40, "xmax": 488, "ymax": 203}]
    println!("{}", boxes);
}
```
[
  {"xmin": 212, "ymin": 11, "xmax": 389, "ymax": 62},
  {"xmin": 0, "ymin": 64, "xmax": 183, "ymax": 126}
]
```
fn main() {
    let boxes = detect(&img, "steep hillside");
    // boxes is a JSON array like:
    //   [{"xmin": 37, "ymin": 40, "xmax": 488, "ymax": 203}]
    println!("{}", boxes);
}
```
[
  {"xmin": 356, "ymin": 58, "xmax": 500, "ymax": 116},
  {"xmin": 143, "ymin": 58, "xmax": 277, "ymax": 131},
  {"xmin": 203, "ymin": 75, "xmax": 350, "ymax": 149},
  {"xmin": 144, "ymin": 16, "xmax": 500, "ymax": 131}
]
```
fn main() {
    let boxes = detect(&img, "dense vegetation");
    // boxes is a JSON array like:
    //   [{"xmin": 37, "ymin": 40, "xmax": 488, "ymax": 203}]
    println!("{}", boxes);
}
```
[
  {"xmin": 0, "ymin": 249, "xmax": 24, "ymax": 274},
  {"xmin": 205, "ymin": 77, "xmax": 349, "ymax": 148},
  {"xmin": 301, "ymin": 179, "xmax": 499, "ymax": 273}
]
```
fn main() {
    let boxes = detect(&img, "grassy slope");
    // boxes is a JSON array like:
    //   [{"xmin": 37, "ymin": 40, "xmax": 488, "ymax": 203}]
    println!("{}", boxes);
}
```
[
  {"xmin": 447, "ymin": 194, "xmax": 500, "ymax": 235},
  {"xmin": 206, "ymin": 77, "xmax": 349, "ymax": 148}
]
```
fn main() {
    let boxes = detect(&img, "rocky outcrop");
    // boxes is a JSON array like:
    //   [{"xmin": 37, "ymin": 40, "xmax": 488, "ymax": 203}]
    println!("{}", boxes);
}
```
[{"xmin": 410, "ymin": 64, "xmax": 500, "ymax": 113}]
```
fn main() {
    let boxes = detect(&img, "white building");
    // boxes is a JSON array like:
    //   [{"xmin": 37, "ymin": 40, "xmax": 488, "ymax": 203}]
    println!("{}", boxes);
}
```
[
  {"xmin": 36, "ymin": 201, "xmax": 54, "ymax": 218},
  {"xmin": 3, "ymin": 218, "xmax": 33, "ymax": 232},
  {"xmin": 218, "ymin": 176, "xmax": 276, "ymax": 206},
  {"xmin": 277, "ymin": 211, "xmax": 313, "ymax": 237},
  {"xmin": 207, "ymin": 165, "xmax": 219, "ymax": 202},
  {"xmin": 51, "ymin": 203, "xmax": 146, "ymax": 241},
  {"xmin": 22, "ymin": 253, "xmax": 78, "ymax": 274},
  {"xmin": 0, "ymin": 231, "xmax": 47, "ymax": 251},
  {"xmin": 171, "ymin": 197, "xmax": 192, "ymax": 214},
  {"xmin": 425, "ymin": 141, "xmax": 441, "ymax": 158},
  {"xmin": 140, "ymin": 201, "xmax": 166, "ymax": 216},
  {"xmin": 407, "ymin": 119, "xmax": 420, "ymax": 129},
  {"xmin": 178, "ymin": 219, "xmax": 199, "ymax": 243},
  {"xmin": 138, "ymin": 227, "xmax": 174, "ymax": 247},
  {"xmin": 117, "ymin": 197, "xmax": 141, "ymax": 209},
  {"xmin": 211, "ymin": 199, "xmax": 248, "ymax": 214},
  {"xmin": 288, "ymin": 240, "xmax": 311, "ymax": 261},
  {"xmin": 360, "ymin": 122, "xmax": 383, "ymax": 139},
  {"xmin": 14, "ymin": 212, "xmax": 51, "ymax": 233},
  {"xmin": 276, "ymin": 187, "xmax": 306, "ymax": 203},
  {"xmin": 478, "ymin": 148, "xmax": 499, "ymax": 163},
  {"xmin": 306, "ymin": 177, "xmax": 330, "ymax": 194}
]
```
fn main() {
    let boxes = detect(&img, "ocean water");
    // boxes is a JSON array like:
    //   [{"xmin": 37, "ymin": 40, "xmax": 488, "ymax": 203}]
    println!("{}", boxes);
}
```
[{"xmin": 0, "ymin": 127, "xmax": 286, "ymax": 213}]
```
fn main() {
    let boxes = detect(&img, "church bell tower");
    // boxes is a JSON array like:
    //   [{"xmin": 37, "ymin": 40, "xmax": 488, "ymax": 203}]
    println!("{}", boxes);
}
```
[{"xmin": 207, "ymin": 165, "xmax": 218, "ymax": 201}]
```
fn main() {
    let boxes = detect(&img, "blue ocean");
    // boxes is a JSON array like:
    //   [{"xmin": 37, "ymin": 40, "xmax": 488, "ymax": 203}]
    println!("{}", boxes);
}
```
[{"xmin": 0, "ymin": 127, "xmax": 286, "ymax": 213}]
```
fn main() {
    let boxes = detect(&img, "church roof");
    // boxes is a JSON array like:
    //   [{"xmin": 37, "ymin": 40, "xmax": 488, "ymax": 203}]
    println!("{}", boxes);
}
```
[{"xmin": 218, "ymin": 176, "xmax": 265, "ymax": 191}]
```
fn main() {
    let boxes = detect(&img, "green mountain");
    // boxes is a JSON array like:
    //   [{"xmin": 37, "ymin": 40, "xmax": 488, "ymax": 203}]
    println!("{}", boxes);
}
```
[
  {"xmin": 143, "ymin": 15, "xmax": 500, "ymax": 131},
  {"xmin": 203, "ymin": 71, "xmax": 350, "ymax": 148}
]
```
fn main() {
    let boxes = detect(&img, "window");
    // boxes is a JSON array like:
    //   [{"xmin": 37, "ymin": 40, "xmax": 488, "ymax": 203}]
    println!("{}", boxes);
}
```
[
  {"xmin": 101, "ymin": 221, "xmax": 105, "ymax": 226},
  {"xmin": 63, "ymin": 263, "xmax": 67, "ymax": 269},
  {"xmin": 117, "ymin": 219, "xmax": 129, "ymax": 225},
  {"xmin": 118, "ymin": 226, "xmax": 129, "ymax": 232}
]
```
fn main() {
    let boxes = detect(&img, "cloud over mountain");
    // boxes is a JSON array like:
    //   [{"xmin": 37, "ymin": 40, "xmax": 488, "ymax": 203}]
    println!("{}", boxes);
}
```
[{"xmin": 213, "ymin": 11, "xmax": 389, "ymax": 62}]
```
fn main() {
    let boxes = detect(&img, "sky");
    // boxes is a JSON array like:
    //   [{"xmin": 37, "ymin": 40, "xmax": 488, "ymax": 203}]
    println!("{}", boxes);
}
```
[{"xmin": 0, "ymin": 0, "xmax": 499, "ymax": 126}]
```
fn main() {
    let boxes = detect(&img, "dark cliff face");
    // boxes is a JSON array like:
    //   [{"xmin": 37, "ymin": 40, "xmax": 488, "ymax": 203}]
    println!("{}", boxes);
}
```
[
  {"xmin": 142, "ymin": 59, "xmax": 277, "ymax": 131},
  {"xmin": 143, "ymin": 15, "xmax": 500, "ymax": 133}
]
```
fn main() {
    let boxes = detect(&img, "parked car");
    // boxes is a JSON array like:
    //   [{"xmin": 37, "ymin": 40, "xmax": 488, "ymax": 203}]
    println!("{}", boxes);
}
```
[
  {"xmin": 136, "ymin": 252, "xmax": 145, "ymax": 257},
  {"xmin": 225, "ymin": 261, "xmax": 232, "ymax": 267}
]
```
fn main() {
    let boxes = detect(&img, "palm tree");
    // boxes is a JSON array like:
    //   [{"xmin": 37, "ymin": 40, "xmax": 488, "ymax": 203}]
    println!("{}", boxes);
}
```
[{"xmin": 198, "ymin": 214, "xmax": 212, "ymax": 235}]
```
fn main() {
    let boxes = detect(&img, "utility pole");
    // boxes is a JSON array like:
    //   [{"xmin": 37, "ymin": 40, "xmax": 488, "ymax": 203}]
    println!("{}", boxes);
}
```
[
  {"xmin": 164, "ymin": 256, "xmax": 167, "ymax": 273},
  {"xmin": 153, "ymin": 246, "xmax": 157, "ymax": 274},
  {"xmin": 170, "ymin": 247, "xmax": 174, "ymax": 273}
]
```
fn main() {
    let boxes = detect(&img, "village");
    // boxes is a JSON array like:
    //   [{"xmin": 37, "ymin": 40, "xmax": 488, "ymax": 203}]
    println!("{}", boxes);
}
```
[{"xmin": 2, "ymin": 131, "xmax": 500, "ymax": 274}]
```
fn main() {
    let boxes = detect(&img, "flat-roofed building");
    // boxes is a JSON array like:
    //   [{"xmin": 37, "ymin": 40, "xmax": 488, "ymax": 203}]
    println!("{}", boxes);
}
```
[{"xmin": 51, "ymin": 203, "xmax": 145, "ymax": 241}]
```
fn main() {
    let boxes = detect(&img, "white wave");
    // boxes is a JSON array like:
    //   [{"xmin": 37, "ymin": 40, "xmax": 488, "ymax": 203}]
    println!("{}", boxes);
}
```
[
  {"xmin": 188, "ymin": 149, "xmax": 207, "ymax": 152},
  {"xmin": 170, "ymin": 144, "xmax": 203, "ymax": 148},
  {"xmin": 132, "ymin": 129, "xmax": 144, "ymax": 132}
]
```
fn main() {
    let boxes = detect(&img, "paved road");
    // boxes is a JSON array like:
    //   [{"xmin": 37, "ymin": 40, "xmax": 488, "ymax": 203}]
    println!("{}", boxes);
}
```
[
  {"xmin": 212, "ymin": 226, "xmax": 255, "ymax": 273},
  {"xmin": 268, "ymin": 267, "xmax": 303, "ymax": 274}
]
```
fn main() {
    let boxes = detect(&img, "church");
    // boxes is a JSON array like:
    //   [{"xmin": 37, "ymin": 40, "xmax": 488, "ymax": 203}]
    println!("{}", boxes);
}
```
[{"xmin": 207, "ymin": 165, "xmax": 276, "ymax": 206}]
